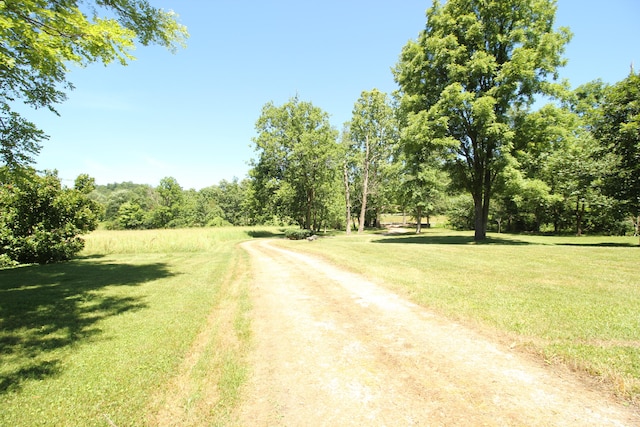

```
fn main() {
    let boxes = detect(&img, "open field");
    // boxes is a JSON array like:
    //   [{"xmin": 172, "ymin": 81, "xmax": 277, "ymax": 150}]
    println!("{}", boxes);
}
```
[
  {"xmin": 1, "ymin": 226, "xmax": 638, "ymax": 425},
  {"xmin": 275, "ymin": 228, "xmax": 640, "ymax": 404},
  {"xmin": 0, "ymin": 227, "xmax": 262, "ymax": 426}
]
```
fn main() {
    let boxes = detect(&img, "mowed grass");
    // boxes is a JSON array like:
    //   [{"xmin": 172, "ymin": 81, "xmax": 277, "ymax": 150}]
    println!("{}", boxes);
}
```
[
  {"xmin": 275, "ymin": 228, "xmax": 640, "ymax": 403},
  {"xmin": 0, "ymin": 227, "xmax": 271, "ymax": 426},
  {"xmin": 3, "ymin": 225, "xmax": 638, "ymax": 424}
]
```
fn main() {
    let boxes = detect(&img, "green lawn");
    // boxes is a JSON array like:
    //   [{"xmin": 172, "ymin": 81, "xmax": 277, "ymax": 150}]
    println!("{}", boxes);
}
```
[
  {"xmin": 275, "ymin": 228, "xmax": 640, "ymax": 403},
  {"xmin": 0, "ymin": 227, "xmax": 263, "ymax": 426},
  {"xmin": 2, "ymin": 226, "xmax": 638, "ymax": 425}
]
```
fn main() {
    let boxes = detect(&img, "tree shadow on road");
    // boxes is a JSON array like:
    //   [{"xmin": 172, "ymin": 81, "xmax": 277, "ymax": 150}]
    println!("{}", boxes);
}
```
[{"xmin": 0, "ymin": 259, "xmax": 174, "ymax": 394}]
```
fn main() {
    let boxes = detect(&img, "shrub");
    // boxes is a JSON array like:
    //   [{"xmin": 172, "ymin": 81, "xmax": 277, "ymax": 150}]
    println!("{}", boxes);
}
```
[
  {"xmin": 0, "ymin": 253, "xmax": 17, "ymax": 268},
  {"xmin": 284, "ymin": 228, "xmax": 313, "ymax": 240},
  {"xmin": 445, "ymin": 194, "xmax": 475, "ymax": 230},
  {"xmin": 0, "ymin": 169, "xmax": 100, "ymax": 264}
]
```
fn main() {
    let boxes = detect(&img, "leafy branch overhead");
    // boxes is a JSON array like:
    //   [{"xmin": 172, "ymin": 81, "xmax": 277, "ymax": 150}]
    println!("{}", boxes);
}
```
[{"xmin": 0, "ymin": 0, "xmax": 188, "ymax": 168}]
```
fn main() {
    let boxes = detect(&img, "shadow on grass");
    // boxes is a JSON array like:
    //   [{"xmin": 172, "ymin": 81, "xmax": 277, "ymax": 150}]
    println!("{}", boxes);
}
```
[
  {"xmin": 558, "ymin": 242, "xmax": 638, "ymax": 248},
  {"xmin": 0, "ymin": 259, "xmax": 174, "ymax": 394},
  {"xmin": 373, "ymin": 233, "xmax": 531, "ymax": 245}
]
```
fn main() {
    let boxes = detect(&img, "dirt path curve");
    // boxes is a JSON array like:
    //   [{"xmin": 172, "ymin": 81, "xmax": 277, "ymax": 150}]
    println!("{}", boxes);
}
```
[{"xmin": 236, "ymin": 239, "xmax": 638, "ymax": 426}]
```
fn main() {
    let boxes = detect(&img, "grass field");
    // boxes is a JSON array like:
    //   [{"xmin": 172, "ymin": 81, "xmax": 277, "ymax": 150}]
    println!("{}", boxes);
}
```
[
  {"xmin": 1, "ymin": 226, "xmax": 639, "ymax": 425},
  {"xmin": 0, "ymin": 227, "xmax": 265, "ymax": 426},
  {"xmin": 276, "ymin": 228, "xmax": 640, "ymax": 403}
]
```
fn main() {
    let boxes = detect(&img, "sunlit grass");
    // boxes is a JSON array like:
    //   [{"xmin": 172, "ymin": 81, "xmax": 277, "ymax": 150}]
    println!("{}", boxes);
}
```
[
  {"xmin": 274, "ymin": 228, "xmax": 640, "ymax": 402},
  {"xmin": 4, "ymin": 224, "xmax": 638, "ymax": 423},
  {"xmin": 0, "ymin": 227, "xmax": 271, "ymax": 426}
]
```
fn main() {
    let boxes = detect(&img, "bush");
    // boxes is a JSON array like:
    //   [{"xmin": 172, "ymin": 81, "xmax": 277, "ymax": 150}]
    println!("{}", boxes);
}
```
[
  {"xmin": 207, "ymin": 216, "xmax": 232, "ymax": 227},
  {"xmin": 284, "ymin": 228, "xmax": 314, "ymax": 240},
  {"xmin": 0, "ymin": 170, "xmax": 100, "ymax": 264},
  {"xmin": 445, "ymin": 194, "xmax": 475, "ymax": 230},
  {"xmin": 0, "ymin": 253, "xmax": 18, "ymax": 268}
]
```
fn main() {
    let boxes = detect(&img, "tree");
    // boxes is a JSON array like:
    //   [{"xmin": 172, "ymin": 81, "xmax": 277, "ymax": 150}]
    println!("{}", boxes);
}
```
[
  {"xmin": 250, "ymin": 97, "xmax": 339, "ymax": 230},
  {"xmin": 152, "ymin": 176, "xmax": 183, "ymax": 228},
  {"xmin": 117, "ymin": 201, "xmax": 145, "ymax": 229},
  {"xmin": 339, "ymin": 125, "xmax": 355, "ymax": 234},
  {"xmin": 0, "ymin": 169, "xmax": 100, "ymax": 264},
  {"xmin": 0, "ymin": 0, "xmax": 188, "ymax": 168},
  {"xmin": 348, "ymin": 89, "xmax": 399, "ymax": 232},
  {"xmin": 595, "ymin": 72, "xmax": 640, "ymax": 240},
  {"xmin": 394, "ymin": 0, "xmax": 570, "ymax": 240},
  {"xmin": 214, "ymin": 178, "xmax": 250, "ymax": 225},
  {"xmin": 398, "ymin": 156, "xmax": 448, "ymax": 233},
  {"xmin": 506, "ymin": 85, "xmax": 616, "ymax": 235},
  {"xmin": 397, "ymin": 92, "xmax": 449, "ymax": 234}
]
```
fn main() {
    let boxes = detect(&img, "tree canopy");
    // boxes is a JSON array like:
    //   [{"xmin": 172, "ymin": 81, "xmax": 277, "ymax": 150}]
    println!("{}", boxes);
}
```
[
  {"xmin": 394, "ymin": 0, "xmax": 571, "ymax": 240},
  {"xmin": 348, "ymin": 89, "xmax": 399, "ymax": 232},
  {"xmin": 0, "ymin": 0, "xmax": 188, "ymax": 168},
  {"xmin": 250, "ymin": 97, "xmax": 340, "ymax": 230},
  {"xmin": 596, "ymin": 71, "xmax": 640, "ymax": 237}
]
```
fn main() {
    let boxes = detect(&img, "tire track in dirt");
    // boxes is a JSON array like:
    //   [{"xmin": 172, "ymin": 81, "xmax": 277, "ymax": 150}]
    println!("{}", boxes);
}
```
[{"xmin": 236, "ymin": 239, "xmax": 639, "ymax": 426}]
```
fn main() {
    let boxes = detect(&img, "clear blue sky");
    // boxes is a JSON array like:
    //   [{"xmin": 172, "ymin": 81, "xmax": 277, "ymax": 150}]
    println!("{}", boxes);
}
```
[{"xmin": 31, "ymin": 0, "xmax": 639, "ymax": 190}]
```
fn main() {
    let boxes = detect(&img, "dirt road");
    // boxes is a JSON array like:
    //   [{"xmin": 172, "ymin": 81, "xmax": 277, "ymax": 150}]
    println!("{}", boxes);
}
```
[{"xmin": 236, "ymin": 239, "xmax": 639, "ymax": 426}]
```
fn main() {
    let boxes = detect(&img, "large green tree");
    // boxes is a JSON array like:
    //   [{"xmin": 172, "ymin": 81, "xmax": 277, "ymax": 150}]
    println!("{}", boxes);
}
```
[
  {"xmin": 250, "ymin": 97, "xmax": 339, "ymax": 230},
  {"xmin": 348, "ymin": 89, "xmax": 399, "ymax": 232},
  {"xmin": 0, "ymin": 0, "xmax": 187, "ymax": 168},
  {"xmin": 595, "ymin": 71, "xmax": 640, "ymax": 239},
  {"xmin": 394, "ymin": 0, "xmax": 570, "ymax": 240}
]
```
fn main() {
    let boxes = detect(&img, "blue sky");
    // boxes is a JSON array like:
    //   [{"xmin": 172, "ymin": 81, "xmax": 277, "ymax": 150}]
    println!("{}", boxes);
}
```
[{"xmin": 30, "ymin": 0, "xmax": 639, "ymax": 190}]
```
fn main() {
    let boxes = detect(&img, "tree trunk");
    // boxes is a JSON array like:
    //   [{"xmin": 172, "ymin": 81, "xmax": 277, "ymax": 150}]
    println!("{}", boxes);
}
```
[
  {"xmin": 473, "ymin": 181, "xmax": 491, "ymax": 240},
  {"xmin": 415, "ymin": 206, "xmax": 423, "ymax": 234},
  {"xmin": 471, "ymin": 143, "xmax": 492, "ymax": 241},
  {"xmin": 575, "ymin": 199, "xmax": 583, "ymax": 236},
  {"xmin": 474, "ymin": 199, "xmax": 486, "ymax": 241},
  {"xmin": 305, "ymin": 188, "xmax": 313, "ymax": 230},
  {"xmin": 343, "ymin": 162, "xmax": 352, "ymax": 235},
  {"xmin": 358, "ymin": 135, "xmax": 370, "ymax": 234}
]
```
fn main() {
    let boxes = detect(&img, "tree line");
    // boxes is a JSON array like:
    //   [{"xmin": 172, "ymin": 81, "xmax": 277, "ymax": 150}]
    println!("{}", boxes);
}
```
[
  {"xmin": 94, "ymin": 178, "xmax": 251, "ymax": 229},
  {"xmin": 1, "ymin": 0, "xmax": 639, "ymax": 266},
  {"xmin": 248, "ymin": 0, "xmax": 639, "ymax": 240}
]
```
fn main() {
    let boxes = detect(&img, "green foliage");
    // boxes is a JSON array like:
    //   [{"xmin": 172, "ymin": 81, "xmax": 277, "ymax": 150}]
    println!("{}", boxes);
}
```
[
  {"xmin": 498, "ymin": 83, "xmax": 620, "ymax": 235},
  {"xmin": 348, "ymin": 89, "xmax": 400, "ymax": 231},
  {"xmin": 394, "ymin": 0, "xmax": 571, "ymax": 240},
  {"xmin": 94, "ymin": 177, "xmax": 251, "ymax": 230},
  {"xmin": 0, "ymin": 0, "xmax": 188, "ymax": 168},
  {"xmin": 596, "ymin": 72, "xmax": 640, "ymax": 222},
  {"xmin": 0, "ymin": 169, "xmax": 100, "ymax": 264},
  {"xmin": 445, "ymin": 193, "xmax": 475, "ymax": 230},
  {"xmin": 284, "ymin": 228, "xmax": 314, "ymax": 240},
  {"xmin": 250, "ymin": 96, "xmax": 340, "ymax": 230}
]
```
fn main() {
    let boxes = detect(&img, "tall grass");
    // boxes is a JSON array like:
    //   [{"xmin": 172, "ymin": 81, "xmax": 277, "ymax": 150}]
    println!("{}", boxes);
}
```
[
  {"xmin": 0, "ymin": 227, "xmax": 266, "ymax": 426},
  {"xmin": 275, "ymin": 228, "xmax": 640, "ymax": 403}
]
